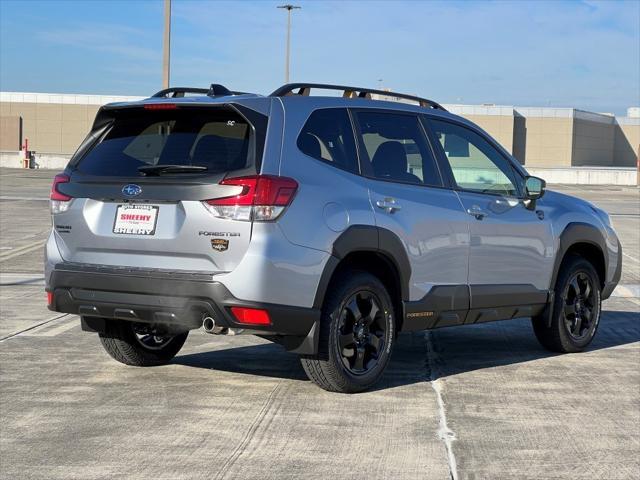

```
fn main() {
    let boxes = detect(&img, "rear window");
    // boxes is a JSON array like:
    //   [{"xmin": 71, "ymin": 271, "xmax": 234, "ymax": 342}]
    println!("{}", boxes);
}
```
[
  {"xmin": 76, "ymin": 107, "xmax": 256, "ymax": 176},
  {"xmin": 354, "ymin": 110, "xmax": 442, "ymax": 187},
  {"xmin": 297, "ymin": 108, "xmax": 359, "ymax": 174}
]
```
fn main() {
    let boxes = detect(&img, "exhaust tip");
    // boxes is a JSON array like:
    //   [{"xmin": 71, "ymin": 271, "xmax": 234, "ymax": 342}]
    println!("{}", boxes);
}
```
[{"xmin": 202, "ymin": 316, "xmax": 216, "ymax": 332}]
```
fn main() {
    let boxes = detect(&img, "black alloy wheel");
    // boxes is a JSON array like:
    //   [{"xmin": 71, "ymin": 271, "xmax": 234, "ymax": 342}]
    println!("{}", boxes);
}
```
[
  {"xmin": 132, "ymin": 323, "xmax": 176, "ymax": 351},
  {"xmin": 562, "ymin": 272, "xmax": 597, "ymax": 340},
  {"xmin": 531, "ymin": 255, "xmax": 601, "ymax": 353},
  {"xmin": 299, "ymin": 270, "xmax": 395, "ymax": 393},
  {"xmin": 99, "ymin": 320, "xmax": 189, "ymax": 366},
  {"xmin": 337, "ymin": 291, "xmax": 387, "ymax": 375}
]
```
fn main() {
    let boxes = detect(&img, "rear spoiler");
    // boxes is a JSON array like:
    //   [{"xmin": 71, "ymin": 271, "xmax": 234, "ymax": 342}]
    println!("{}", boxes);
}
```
[{"xmin": 152, "ymin": 84, "xmax": 248, "ymax": 98}]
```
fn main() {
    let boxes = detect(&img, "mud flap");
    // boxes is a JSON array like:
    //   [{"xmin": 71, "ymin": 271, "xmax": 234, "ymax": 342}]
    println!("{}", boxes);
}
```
[{"xmin": 544, "ymin": 290, "xmax": 555, "ymax": 328}]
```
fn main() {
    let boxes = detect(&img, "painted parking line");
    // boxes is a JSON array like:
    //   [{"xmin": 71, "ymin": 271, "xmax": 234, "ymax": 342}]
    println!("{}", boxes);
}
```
[
  {"xmin": 0, "ymin": 273, "xmax": 45, "ymax": 286},
  {"xmin": 0, "ymin": 196, "xmax": 49, "ymax": 201},
  {"xmin": 24, "ymin": 316, "xmax": 78, "ymax": 337},
  {"xmin": 622, "ymin": 251, "xmax": 640, "ymax": 264},
  {"xmin": 0, "ymin": 313, "xmax": 70, "ymax": 342},
  {"xmin": 610, "ymin": 284, "xmax": 640, "ymax": 298},
  {"xmin": 0, "ymin": 240, "xmax": 46, "ymax": 262}
]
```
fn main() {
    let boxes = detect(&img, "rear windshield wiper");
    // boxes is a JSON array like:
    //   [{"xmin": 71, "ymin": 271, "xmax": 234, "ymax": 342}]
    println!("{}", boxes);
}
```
[{"xmin": 138, "ymin": 164, "xmax": 208, "ymax": 176}]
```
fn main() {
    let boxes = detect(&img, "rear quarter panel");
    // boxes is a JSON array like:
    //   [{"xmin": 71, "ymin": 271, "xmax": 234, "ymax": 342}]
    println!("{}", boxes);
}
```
[{"xmin": 274, "ymin": 98, "xmax": 375, "ymax": 254}]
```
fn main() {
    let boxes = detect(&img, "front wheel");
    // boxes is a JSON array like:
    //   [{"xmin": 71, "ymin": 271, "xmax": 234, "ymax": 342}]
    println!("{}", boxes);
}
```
[
  {"xmin": 300, "ymin": 270, "xmax": 395, "ymax": 393},
  {"xmin": 98, "ymin": 320, "xmax": 189, "ymax": 366},
  {"xmin": 532, "ymin": 255, "xmax": 602, "ymax": 353}
]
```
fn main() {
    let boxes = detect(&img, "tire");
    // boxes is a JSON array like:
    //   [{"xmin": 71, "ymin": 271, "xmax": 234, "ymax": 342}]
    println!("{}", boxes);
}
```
[
  {"xmin": 300, "ymin": 270, "xmax": 395, "ymax": 393},
  {"xmin": 98, "ymin": 320, "xmax": 189, "ymax": 367},
  {"xmin": 532, "ymin": 255, "xmax": 602, "ymax": 353}
]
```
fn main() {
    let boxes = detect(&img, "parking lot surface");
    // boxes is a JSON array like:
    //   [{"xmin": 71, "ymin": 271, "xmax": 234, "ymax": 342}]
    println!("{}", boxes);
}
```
[{"xmin": 1, "ymin": 168, "xmax": 638, "ymax": 480}]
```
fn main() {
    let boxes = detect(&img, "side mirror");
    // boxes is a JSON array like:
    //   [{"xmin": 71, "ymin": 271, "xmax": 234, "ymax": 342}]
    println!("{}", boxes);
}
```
[
  {"xmin": 523, "ymin": 176, "xmax": 546, "ymax": 209},
  {"xmin": 525, "ymin": 176, "xmax": 545, "ymax": 200}
]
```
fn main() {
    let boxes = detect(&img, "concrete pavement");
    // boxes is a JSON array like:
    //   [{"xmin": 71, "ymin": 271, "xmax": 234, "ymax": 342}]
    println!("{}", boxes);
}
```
[{"xmin": 0, "ymin": 168, "xmax": 638, "ymax": 479}]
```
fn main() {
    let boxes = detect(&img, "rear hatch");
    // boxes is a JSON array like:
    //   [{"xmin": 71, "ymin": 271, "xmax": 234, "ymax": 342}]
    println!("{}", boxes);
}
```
[{"xmin": 52, "ymin": 103, "xmax": 269, "ymax": 273}]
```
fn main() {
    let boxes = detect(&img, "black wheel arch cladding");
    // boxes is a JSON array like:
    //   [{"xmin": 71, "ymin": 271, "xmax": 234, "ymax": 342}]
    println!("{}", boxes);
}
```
[
  {"xmin": 551, "ymin": 222, "xmax": 609, "ymax": 290},
  {"xmin": 313, "ymin": 225, "xmax": 411, "ymax": 309}
]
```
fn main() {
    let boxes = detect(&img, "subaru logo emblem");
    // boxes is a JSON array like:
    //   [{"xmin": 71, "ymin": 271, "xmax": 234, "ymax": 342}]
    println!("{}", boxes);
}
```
[{"xmin": 122, "ymin": 184, "xmax": 142, "ymax": 197}]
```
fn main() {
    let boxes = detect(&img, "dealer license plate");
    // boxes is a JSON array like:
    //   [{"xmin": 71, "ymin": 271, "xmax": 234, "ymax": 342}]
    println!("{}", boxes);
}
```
[{"xmin": 113, "ymin": 204, "xmax": 159, "ymax": 235}]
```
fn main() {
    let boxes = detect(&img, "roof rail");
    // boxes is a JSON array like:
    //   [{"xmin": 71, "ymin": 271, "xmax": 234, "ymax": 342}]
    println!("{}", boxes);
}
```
[
  {"xmin": 152, "ymin": 84, "xmax": 243, "ymax": 99},
  {"xmin": 270, "ymin": 83, "xmax": 447, "ymax": 111}
]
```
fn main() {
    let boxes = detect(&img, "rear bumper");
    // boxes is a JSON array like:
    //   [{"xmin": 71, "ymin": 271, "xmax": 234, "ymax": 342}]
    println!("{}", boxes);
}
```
[{"xmin": 48, "ymin": 263, "xmax": 320, "ymax": 354}]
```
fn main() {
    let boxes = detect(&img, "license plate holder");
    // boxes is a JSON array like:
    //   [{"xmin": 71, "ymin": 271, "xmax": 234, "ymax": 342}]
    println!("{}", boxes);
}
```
[{"xmin": 113, "ymin": 204, "xmax": 159, "ymax": 236}]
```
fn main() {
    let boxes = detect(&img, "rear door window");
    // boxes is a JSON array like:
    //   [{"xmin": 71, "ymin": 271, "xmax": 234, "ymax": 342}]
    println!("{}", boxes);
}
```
[
  {"xmin": 353, "ymin": 110, "xmax": 442, "ymax": 187},
  {"xmin": 297, "ymin": 108, "xmax": 359, "ymax": 174},
  {"xmin": 76, "ymin": 107, "xmax": 255, "ymax": 176}
]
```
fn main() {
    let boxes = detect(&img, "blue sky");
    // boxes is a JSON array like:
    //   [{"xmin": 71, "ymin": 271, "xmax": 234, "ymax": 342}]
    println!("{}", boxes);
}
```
[{"xmin": 0, "ymin": 0, "xmax": 638, "ymax": 114}]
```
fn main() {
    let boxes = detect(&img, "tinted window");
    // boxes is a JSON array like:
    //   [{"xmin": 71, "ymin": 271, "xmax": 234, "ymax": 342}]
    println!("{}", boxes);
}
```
[
  {"xmin": 297, "ymin": 108, "xmax": 359, "ymax": 174},
  {"xmin": 77, "ymin": 108, "xmax": 254, "ymax": 176},
  {"xmin": 428, "ymin": 119, "xmax": 519, "ymax": 196},
  {"xmin": 354, "ymin": 111, "xmax": 441, "ymax": 187}
]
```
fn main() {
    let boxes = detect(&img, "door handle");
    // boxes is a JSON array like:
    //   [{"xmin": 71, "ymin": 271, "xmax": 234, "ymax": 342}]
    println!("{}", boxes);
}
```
[
  {"xmin": 466, "ymin": 205, "xmax": 486, "ymax": 220},
  {"xmin": 376, "ymin": 197, "xmax": 401, "ymax": 213}
]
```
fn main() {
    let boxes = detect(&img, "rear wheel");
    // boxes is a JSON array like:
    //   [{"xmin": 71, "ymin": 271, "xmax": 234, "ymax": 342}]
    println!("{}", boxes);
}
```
[
  {"xmin": 98, "ymin": 320, "xmax": 188, "ymax": 366},
  {"xmin": 532, "ymin": 255, "xmax": 601, "ymax": 353},
  {"xmin": 300, "ymin": 271, "xmax": 395, "ymax": 393}
]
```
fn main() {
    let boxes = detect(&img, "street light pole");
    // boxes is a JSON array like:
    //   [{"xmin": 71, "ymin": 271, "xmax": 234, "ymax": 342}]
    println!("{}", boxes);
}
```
[
  {"xmin": 162, "ymin": 0, "xmax": 171, "ymax": 89},
  {"xmin": 277, "ymin": 4, "xmax": 300, "ymax": 83}
]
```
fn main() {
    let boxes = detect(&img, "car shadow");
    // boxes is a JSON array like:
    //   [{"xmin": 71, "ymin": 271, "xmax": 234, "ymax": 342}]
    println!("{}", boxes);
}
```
[
  {"xmin": 172, "ymin": 310, "xmax": 640, "ymax": 391},
  {"xmin": 175, "ymin": 341, "xmax": 309, "ymax": 381}
]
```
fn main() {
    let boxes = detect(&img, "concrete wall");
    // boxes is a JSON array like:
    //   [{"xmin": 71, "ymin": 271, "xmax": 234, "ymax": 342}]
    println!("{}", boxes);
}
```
[
  {"xmin": 444, "ymin": 105, "xmax": 517, "ymax": 161},
  {"xmin": 512, "ymin": 113, "xmax": 526, "ymax": 164},
  {"xmin": 516, "ymin": 108, "xmax": 573, "ymax": 167},
  {"xmin": 614, "ymin": 118, "xmax": 640, "ymax": 167},
  {"xmin": 0, "ymin": 91, "xmax": 637, "ymax": 172},
  {"xmin": 463, "ymin": 114, "xmax": 514, "ymax": 153},
  {"xmin": 571, "ymin": 113, "xmax": 616, "ymax": 166},
  {"xmin": 0, "ymin": 92, "xmax": 143, "ymax": 155},
  {"xmin": 0, "ymin": 116, "xmax": 21, "ymax": 150},
  {"xmin": 446, "ymin": 105, "xmax": 638, "ymax": 169},
  {"xmin": 516, "ymin": 115, "xmax": 574, "ymax": 167},
  {"xmin": 527, "ymin": 166, "xmax": 637, "ymax": 186},
  {"xmin": 0, "ymin": 151, "xmax": 72, "ymax": 169}
]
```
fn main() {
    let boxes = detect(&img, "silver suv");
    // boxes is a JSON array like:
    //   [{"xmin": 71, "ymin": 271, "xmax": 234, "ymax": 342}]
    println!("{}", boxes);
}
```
[{"xmin": 45, "ymin": 83, "xmax": 622, "ymax": 392}]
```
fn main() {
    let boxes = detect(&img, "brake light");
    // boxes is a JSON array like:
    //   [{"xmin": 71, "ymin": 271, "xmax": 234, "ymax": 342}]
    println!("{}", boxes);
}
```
[
  {"xmin": 203, "ymin": 175, "xmax": 298, "ymax": 221},
  {"xmin": 230, "ymin": 307, "xmax": 271, "ymax": 326},
  {"xmin": 50, "ymin": 173, "xmax": 72, "ymax": 214},
  {"xmin": 47, "ymin": 291, "xmax": 54, "ymax": 306},
  {"xmin": 144, "ymin": 103, "xmax": 178, "ymax": 110}
]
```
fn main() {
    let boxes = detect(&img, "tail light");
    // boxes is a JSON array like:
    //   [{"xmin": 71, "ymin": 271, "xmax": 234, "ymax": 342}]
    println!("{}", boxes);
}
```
[
  {"xmin": 47, "ymin": 291, "xmax": 54, "ymax": 307},
  {"xmin": 230, "ymin": 307, "xmax": 272, "ymax": 326},
  {"xmin": 50, "ymin": 173, "xmax": 72, "ymax": 214},
  {"xmin": 203, "ymin": 175, "xmax": 298, "ymax": 221}
]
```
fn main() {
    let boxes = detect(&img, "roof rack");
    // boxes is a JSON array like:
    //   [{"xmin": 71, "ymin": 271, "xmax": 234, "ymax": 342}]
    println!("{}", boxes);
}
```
[
  {"xmin": 152, "ymin": 84, "xmax": 242, "ymax": 99},
  {"xmin": 270, "ymin": 83, "xmax": 447, "ymax": 111}
]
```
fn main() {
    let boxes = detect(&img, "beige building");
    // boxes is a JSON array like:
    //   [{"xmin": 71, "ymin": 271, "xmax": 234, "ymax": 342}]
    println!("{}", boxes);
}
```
[
  {"xmin": 0, "ymin": 92, "xmax": 143, "ymax": 154},
  {"xmin": 0, "ymin": 91, "xmax": 638, "ymax": 170},
  {"xmin": 446, "ymin": 104, "xmax": 639, "ymax": 168},
  {"xmin": 442, "ymin": 104, "xmax": 517, "ymax": 154},
  {"xmin": 615, "ymin": 116, "xmax": 640, "ymax": 167},
  {"xmin": 513, "ymin": 108, "xmax": 617, "ymax": 167}
]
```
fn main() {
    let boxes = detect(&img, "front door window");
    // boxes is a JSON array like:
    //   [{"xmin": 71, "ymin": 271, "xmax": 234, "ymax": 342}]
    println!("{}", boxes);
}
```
[{"xmin": 428, "ymin": 119, "xmax": 520, "ymax": 196}]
